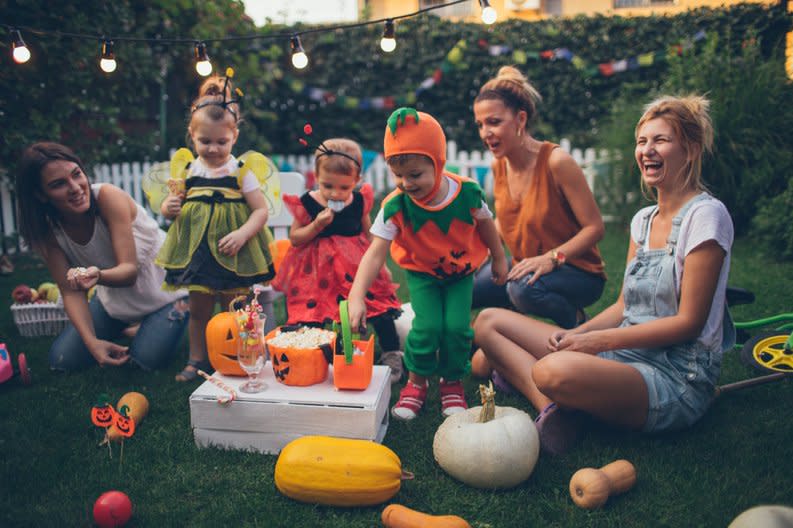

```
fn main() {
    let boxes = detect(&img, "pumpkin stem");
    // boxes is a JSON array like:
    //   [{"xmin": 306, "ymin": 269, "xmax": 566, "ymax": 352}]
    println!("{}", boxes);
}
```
[{"xmin": 478, "ymin": 381, "xmax": 496, "ymax": 423}]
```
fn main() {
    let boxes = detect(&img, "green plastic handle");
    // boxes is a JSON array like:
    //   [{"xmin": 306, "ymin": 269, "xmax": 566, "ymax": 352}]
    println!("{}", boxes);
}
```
[{"xmin": 339, "ymin": 300, "xmax": 354, "ymax": 364}]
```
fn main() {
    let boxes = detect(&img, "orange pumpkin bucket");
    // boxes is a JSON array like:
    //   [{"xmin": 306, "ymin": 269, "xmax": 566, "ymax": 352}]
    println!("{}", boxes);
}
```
[
  {"xmin": 265, "ymin": 326, "xmax": 333, "ymax": 386},
  {"xmin": 332, "ymin": 301, "xmax": 374, "ymax": 391},
  {"xmin": 268, "ymin": 239, "xmax": 292, "ymax": 274}
]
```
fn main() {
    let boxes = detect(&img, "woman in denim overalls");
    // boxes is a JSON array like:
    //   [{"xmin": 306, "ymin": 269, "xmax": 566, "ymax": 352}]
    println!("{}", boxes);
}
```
[{"xmin": 474, "ymin": 95, "xmax": 734, "ymax": 455}]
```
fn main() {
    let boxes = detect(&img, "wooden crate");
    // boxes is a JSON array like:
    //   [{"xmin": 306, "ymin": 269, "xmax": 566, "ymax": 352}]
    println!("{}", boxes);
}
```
[{"xmin": 189, "ymin": 364, "xmax": 390, "ymax": 455}]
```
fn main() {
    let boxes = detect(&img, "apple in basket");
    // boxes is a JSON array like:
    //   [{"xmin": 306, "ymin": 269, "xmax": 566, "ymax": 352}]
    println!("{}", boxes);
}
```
[{"xmin": 11, "ymin": 284, "xmax": 35, "ymax": 304}]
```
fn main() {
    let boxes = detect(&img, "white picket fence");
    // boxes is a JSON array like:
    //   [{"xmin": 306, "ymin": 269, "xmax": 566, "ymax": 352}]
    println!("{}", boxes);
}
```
[{"xmin": 0, "ymin": 139, "xmax": 601, "ymax": 253}]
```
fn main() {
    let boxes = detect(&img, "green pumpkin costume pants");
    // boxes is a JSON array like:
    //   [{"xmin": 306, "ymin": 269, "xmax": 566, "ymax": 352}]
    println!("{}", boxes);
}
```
[{"xmin": 403, "ymin": 270, "xmax": 474, "ymax": 381}]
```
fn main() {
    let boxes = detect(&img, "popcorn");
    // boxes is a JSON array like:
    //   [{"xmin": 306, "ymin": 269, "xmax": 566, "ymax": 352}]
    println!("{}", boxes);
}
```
[{"xmin": 267, "ymin": 327, "xmax": 336, "ymax": 349}]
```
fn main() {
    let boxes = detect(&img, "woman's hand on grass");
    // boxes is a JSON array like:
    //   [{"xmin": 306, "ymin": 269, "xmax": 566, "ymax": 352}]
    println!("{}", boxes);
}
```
[{"xmin": 89, "ymin": 339, "xmax": 130, "ymax": 367}]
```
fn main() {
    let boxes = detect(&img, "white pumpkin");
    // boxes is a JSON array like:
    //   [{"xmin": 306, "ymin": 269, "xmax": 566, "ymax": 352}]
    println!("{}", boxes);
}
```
[
  {"xmin": 394, "ymin": 303, "xmax": 415, "ymax": 350},
  {"xmin": 433, "ymin": 383, "xmax": 539, "ymax": 489},
  {"xmin": 728, "ymin": 505, "xmax": 793, "ymax": 528}
]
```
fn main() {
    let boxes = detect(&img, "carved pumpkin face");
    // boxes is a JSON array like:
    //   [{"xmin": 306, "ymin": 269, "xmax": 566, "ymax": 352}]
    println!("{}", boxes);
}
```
[
  {"xmin": 91, "ymin": 403, "xmax": 116, "ymax": 428},
  {"xmin": 207, "ymin": 311, "xmax": 246, "ymax": 376},
  {"xmin": 267, "ymin": 327, "xmax": 330, "ymax": 387},
  {"xmin": 114, "ymin": 405, "xmax": 136, "ymax": 438}
]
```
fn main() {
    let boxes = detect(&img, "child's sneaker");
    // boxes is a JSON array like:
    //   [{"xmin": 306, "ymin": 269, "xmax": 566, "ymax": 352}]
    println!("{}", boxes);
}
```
[
  {"xmin": 380, "ymin": 350, "xmax": 404, "ymax": 384},
  {"xmin": 391, "ymin": 380, "xmax": 428, "ymax": 421},
  {"xmin": 439, "ymin": 378, "xmax": 468, "ymax": 417}
]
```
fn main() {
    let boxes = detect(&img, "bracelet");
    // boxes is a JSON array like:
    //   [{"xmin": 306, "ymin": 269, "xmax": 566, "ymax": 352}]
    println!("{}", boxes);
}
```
[
  {"xmin": 96, "ymin": 268, "xmax": 102, "ymax": 284},
  {"xmin": 550, "ymin": 249, "xmax": 567, "ymax": 269}
]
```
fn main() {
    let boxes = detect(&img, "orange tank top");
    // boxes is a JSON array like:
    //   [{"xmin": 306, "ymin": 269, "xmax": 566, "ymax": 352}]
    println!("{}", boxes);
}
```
[{"xmin": 492, "ymin": 142, "xmax": 606, "ymax": 279}]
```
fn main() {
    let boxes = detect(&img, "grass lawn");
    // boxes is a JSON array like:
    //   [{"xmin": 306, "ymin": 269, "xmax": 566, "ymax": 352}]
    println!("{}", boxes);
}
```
[{"xmin": 1, "ymin": 225, "xmax": 792, "ymax": 527}]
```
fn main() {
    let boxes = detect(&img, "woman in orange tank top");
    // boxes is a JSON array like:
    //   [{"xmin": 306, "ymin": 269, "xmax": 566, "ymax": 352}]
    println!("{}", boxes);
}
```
[{"xmin": 470, "ymin": 66, "xmax": 606, "ymax": 383}]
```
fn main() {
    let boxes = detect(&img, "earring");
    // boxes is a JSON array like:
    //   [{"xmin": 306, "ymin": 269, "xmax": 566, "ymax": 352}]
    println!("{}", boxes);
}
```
[{"xmin": 517, "ymin": 128, "xmax": 523, "ymax": 137}]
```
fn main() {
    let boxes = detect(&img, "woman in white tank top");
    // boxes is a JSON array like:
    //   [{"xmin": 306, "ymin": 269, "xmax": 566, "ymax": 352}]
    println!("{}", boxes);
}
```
[{"xmin": 15, "ymin": 142, "xmax": 188, "ymax": 371}]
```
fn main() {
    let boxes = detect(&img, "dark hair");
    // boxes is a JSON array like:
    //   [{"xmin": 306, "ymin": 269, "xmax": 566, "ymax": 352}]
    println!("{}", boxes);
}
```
[
  {"xmin": 16, "ymin": 142, "xmax": 95, "ymax": 249},
  {"xmin": 385, "ymin": 153, "xmax": 433, "ymax": 167}
]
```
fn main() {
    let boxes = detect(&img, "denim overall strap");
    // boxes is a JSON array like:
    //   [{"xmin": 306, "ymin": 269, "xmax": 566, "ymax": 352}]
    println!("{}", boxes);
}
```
[
  {"xmin": 665, "ymin": 193, "xmax": 710, "ymax": 257},
  {"xmin": 635, "ymin": 206, "xmax": 657, "ymax": 257}
]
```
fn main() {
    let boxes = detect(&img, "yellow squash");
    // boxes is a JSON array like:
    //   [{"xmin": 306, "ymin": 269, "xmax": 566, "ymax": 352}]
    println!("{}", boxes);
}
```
[{"xmin": 274, "ymin": 435, "xmax": 402, "ymax": 506}]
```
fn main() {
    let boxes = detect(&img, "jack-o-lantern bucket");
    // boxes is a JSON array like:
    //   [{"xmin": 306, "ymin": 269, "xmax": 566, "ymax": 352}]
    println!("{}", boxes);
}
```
[
  {"xmin": 266, "ymin": 326, "xmax": 333, "ymax": 386},
  {"xmin": 207, "ymin": 311, "xmax": 246, "ymax": 376},
  {"xmin": 333, "ymin": 301, "xmax": 374, "ymax": 390}
]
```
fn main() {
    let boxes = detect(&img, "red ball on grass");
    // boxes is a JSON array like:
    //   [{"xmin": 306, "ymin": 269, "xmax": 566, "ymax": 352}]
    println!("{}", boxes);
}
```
[{"xmin": 93, "ymin": 491, "xmax": 132, "ymax": 527}]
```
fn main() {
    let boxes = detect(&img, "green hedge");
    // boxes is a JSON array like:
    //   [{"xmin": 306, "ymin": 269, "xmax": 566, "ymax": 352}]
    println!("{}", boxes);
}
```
[{"xmin": 1, "ymin": 2, "xmax": 789, "ymax": 169}]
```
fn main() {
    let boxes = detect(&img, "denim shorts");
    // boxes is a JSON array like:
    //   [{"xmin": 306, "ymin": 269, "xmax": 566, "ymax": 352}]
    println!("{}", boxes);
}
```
[{"xmin": 598, "ymin": 343, "xmax": 720, "ymax": 433}]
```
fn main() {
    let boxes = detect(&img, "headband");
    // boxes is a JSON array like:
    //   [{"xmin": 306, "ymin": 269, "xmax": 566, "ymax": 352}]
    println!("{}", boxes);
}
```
[
  {"xmin": 192, "ymin": 67, "xmax": 243, "ymax": 122},
  {"xmin": 298, "ymin": 124, "xmax": 361, "ymax": 169}
]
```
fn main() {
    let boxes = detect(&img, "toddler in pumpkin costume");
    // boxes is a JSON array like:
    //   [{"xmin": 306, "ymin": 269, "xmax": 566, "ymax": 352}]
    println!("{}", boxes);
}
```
[{"xmin": 348, "ymin": 108, "xmax": 508, "ymax": 420}]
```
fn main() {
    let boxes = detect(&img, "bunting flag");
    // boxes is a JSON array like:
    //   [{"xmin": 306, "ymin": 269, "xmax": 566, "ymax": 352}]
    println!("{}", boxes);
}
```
[{"xmin": 282, "ymin": 30, "xmax": 708, "ymax": 110}]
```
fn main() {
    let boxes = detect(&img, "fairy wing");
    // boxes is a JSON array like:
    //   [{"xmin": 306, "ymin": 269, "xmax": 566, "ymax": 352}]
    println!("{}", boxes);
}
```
[
  {"xmin": 238, "ymin": 151, "xmax": 282, "ymax": 217},
  {"xmin": 141, "ymin": 148, "xmax": 194, "ymax": 211}
]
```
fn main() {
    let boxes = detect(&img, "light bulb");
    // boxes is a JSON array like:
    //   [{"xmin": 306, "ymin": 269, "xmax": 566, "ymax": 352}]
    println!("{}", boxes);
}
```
[
  {"xmin": 290, "ymin": 35, "xmax": 308, "ymax": 69},
  {"xmin": 194, "ymin": 42, "xmax": 212, "ymax": 76},
  {"xmin": 380, "ymin": 37, "xmax": 396, "ymax": 53},
  {"xmin": 196, "ymin": 60, "xmax": 213, "ymax": 76},
  {"xmin": 11, "ymin": 30, "xmax": 31, "ymax": 64},
  {"xmin": 479, "ymin": 0, "xmax": 498, "ymax": 24},
  {"xmin": 380, "ymin": 19, "xmax": 396, "ymax": 53},
  {"xmin": 100, "ymin": 58, "xmax": 117, "ymax": 73},
  {"xmin": 99, "ymin": 40, "xmax": 117, "ymax": 73}
]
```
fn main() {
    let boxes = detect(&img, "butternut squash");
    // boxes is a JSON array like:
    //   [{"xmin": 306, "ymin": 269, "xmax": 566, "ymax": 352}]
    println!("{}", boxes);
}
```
[
  {"xmin": 106, "ymin": 392, "xmax": 149, "ymax": 442},
  {"xmin": 569, "ymin": 459, "xmax": 636, "ymax": 509},
  {"xmin": 274, "ymin": 435, "xmax": 402, "ymax": 506},
  {"xmin": 381, "ymin": 504, "xmax": 471, "ymax": 528}
]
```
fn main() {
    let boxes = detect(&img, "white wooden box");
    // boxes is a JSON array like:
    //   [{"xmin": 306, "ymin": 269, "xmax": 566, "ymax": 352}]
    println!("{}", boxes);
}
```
[{"xmin": 189, "ymin": 364, "xmax": 391, "ymax": 455}]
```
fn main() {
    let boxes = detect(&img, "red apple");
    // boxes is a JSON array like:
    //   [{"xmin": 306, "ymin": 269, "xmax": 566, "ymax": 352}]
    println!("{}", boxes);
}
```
[{"xmin": 11, "ymin": 284, "xmax": 33, "ymax": 304}]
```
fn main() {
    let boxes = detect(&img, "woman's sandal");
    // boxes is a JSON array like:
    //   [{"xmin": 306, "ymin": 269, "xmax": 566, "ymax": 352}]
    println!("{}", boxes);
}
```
[
  {"xmin": 175, "ymin": 359, "xmax": 213, "ymax": 382},
  {"xmin": 534, "ymin": 402, "xmax": 588, "ymax": 456}
]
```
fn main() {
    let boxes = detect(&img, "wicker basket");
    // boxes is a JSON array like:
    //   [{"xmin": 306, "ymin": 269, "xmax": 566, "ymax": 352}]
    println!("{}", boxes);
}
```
[{"xmin": 10, "ymin": 300, "xmax": 69, "ymax": 337}]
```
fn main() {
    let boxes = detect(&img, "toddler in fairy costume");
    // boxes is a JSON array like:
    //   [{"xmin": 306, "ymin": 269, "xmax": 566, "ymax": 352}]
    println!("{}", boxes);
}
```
[
  {"xmin": 150, "ymin": 70, "xmax": 277, "ymax": 382},
  {"xmin": 349, "ymin": 108, "xmax": 508, "ymax": 420},
  {"xmin": 272, "ymin": 136, "xmax": 404, "ymax": 383}
]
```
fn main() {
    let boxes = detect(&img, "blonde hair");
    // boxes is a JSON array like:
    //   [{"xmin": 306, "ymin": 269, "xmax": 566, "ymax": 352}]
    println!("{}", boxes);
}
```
[
  {"xmin": 189, "ymin": 75, "xmax": 240, "ymax": 129},
  {"xmin": 636, "ymin": 95, "xmax": 713, "ymax": 197},
  {"xmin": 476, "ymin": 65, "xmax": 542, "ymax": 128},
  {"xmin": 314, "ymin": 138, "xmax": 363, "ymax": 177}
]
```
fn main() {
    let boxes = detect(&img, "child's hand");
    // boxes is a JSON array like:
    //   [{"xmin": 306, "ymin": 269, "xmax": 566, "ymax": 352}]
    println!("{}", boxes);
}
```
[
  {"xmin": 491, "ymin": 255, "xmax": 508, "ymax": 285},
  {"xmin": 315, "ymin": 208, "xmax": 334, "ymax": 229},
  {"xmin": 218, "ymin": 230, "xmax": 247, "ymax": 256},
  {"xmin": 162, "ymin": 194, "xmax": 183, "ymax": 219},
  {"xmin": 348, "ymin": 297, "xmax": 367, "ymax": 333}
]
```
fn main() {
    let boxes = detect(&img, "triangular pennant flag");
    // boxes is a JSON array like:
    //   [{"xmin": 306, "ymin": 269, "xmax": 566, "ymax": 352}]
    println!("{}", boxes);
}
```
[
  {"xmin": 638, "ymin": 52, "xmax": 654, "ymax": 66},
  {"xmin": 362, "ymin": 150, "xmax": 378, "ymax": 173}
]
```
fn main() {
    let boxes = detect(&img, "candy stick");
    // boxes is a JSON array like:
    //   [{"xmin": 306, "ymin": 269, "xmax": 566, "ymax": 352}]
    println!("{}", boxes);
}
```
[{"xmin": 197, "ymin": 370, "xmax": 237, "ymax": 405}]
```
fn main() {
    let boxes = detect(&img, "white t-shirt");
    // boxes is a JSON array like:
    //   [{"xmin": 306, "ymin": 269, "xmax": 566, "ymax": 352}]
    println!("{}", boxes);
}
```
[
  {"xmin": 370, "ymin": 175, "xmax": 492, "ymax": 241},
  {"xmin": 630, "ymin": 193, "xmax": 734, "ymax": 351},
  {"xmin": 52, "ymin": 184, "xmax": 185, "ymax": 322},
  {"xmin": 192, "ymin": 156, "xmax": 259, "ymax": 193}
]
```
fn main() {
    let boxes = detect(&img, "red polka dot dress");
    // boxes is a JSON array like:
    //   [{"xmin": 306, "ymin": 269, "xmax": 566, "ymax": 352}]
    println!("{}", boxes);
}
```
[{"xmin": 272, "ymin": 184, "xmax": 401, "ymax": 325}]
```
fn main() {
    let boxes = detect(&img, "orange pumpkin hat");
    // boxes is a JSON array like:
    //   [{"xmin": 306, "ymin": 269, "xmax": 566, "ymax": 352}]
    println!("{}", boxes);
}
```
[{"xmin": 383, "ymin": 108, "xmax": 446, "ymax": 204}]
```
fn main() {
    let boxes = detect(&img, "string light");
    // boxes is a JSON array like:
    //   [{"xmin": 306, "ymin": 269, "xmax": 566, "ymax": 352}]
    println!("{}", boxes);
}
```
[
  {"xmin": 290, "ymin": 35, "xmax": 308, "ymax": 69},
  {"xmin": 5, "ymin": 0, "xmax": 474, "ymax": 71},
  {"xmin": 194, "ymin": 42, "xmax": 212, "ymax": 76},
  {"xmin": 380, "ymin": 19, "xmax": 396, "ymax": 53},
  {"xmin": 479, "ymin": 0, "xmax": 497, "ymax": 25},
  {"xmin": 99, "ymin": 39, "xmax": 117, "ymax": 73},
  {"xmin": 10, "ymin": 29, "xmax": 31, "ymax": 64}
]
